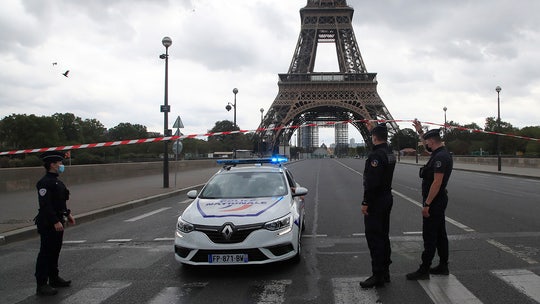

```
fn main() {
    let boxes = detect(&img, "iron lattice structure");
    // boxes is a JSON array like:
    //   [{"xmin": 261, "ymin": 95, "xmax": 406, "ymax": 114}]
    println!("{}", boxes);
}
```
[{"xmin": 260, "ymin": 0, "xmax": 398, "ymax": 154}]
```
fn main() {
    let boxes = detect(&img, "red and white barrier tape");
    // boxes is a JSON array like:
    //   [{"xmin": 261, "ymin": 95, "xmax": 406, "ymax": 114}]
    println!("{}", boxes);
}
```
[{"xmin": 1, "ymin": 119, "xmax": 538, "ymax": 156}]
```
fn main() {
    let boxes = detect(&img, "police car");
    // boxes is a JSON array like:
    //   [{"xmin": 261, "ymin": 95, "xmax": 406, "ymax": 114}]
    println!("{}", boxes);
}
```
[{"xmin": 175, "ymin": 157, "xmax": 307, "ymax": 265}]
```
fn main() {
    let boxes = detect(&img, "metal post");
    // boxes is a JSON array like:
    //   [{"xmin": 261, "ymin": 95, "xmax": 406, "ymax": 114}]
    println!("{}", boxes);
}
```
[
  {"xmin": 443, "ymin": 106, "xmax": 447, "ymax": 137},
  {"xmin": 161, "ymin": 36, "xmax": 172, "ymax": 188},
  {"xmin": 259, "ymin": 108, "xmax": 264, "ymax": 156},
  {"xmin": 496, "ymin": 86, "xmax": 502, "ymax": 171}
]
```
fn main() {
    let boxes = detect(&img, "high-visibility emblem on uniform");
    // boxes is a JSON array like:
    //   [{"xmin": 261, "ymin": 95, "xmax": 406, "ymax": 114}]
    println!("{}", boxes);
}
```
[
  {"xmin": 371, "ymin": 160, "xmax": 379, "ymax": 167},
  {"xmin": 39, "ymin": 188, "xmax": 47, "ymax": 196}
]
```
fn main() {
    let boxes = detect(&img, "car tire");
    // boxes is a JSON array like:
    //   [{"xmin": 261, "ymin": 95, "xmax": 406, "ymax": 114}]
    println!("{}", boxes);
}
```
[{"xmin": 291, "ymin": 228, "xmax": 302, "ymax": 264}]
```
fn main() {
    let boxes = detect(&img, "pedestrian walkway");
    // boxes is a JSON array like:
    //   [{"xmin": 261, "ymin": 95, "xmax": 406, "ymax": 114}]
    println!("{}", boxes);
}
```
[
  {"xmin": 398, "ymin": 157, "xmax": 540, "ymax": 179},
  {"xmin": 0, "ymin": 167, "xmax": 220, "ymax": 242}
]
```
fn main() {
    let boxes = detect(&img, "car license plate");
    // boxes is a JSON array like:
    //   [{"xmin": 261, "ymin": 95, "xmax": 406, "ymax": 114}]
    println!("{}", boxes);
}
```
[{"xmin": 208, "ymin": 254, "xmax": 248, "ymax": 264}]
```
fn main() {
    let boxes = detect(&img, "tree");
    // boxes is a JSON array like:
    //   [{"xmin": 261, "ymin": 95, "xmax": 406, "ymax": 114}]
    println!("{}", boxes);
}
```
[
  {"xmin": 107, "ymin": 123, "xmax": 148, "ymax": 140},
  {"xmin": 0, "ymin": 114, "xmax": 60, "ymax": 150},
  {"xmin": 390, "ymin": 128, "xmax": 418, "ymax": 150},
  {"xmin": 52, "ymin": 113, "xmax": 83, "ymax": 143},
  {"xmin": 80, "ymin": 118, "xmax": 107, "ymax": 143}
]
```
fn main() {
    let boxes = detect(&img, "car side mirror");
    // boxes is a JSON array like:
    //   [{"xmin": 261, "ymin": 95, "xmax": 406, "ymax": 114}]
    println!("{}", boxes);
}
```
[
  {"xmin": 187, "ymin": 190, "xmax": 198, "ymax": 199},
  {"xmin": 292, "ymin": 186, "xmax": 308, "ymax": 197}
]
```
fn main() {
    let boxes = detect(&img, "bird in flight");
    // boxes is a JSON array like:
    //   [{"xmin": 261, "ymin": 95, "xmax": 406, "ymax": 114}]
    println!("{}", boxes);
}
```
[
  {"xmin": 63, "ymin": 70, "xmax": 70, "ymax": 77},
  {"xmin": 52, "ymin": 62, "xmax": 57, "ymax": 66}
]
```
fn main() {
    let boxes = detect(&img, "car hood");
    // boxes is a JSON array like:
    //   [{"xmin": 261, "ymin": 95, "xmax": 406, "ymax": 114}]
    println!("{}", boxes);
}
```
[{"xmin": 182, "ymin": 196, "xmax": 290, "ymax": 225}]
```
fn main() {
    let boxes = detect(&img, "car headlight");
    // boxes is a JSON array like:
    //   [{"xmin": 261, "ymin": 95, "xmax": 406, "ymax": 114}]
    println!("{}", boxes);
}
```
[
  {"xmin": 177, "ymin": 218, "xmax": 194, "ymax": 233},
  {"xmin": 264, "ymin": 214, "xmax": 291, "ymax": 231}
]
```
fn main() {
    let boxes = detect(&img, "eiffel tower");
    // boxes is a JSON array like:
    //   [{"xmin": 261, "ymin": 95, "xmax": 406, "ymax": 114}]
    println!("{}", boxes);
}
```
[{"xmin": 260, "ymin": 0, "xmax": 397, "ymax": 155}]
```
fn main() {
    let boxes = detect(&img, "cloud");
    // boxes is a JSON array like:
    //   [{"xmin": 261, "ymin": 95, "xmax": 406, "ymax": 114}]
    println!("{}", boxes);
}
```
[{"xmin": 0, "ymin": 0, "xmax": 539, "ymax": 150}]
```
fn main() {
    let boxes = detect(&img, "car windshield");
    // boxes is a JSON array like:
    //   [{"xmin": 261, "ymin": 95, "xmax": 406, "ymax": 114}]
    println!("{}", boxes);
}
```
[{"xmin": 199, "ymin": 171, "xmax": 288, "ymax": 199}]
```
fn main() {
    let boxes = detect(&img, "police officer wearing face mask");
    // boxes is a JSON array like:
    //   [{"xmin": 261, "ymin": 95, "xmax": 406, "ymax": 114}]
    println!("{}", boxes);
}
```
[
  {"xmin": 34, "ymin": 151, "xmax": 76, "ymax": 296},
  {"xmin": 360, "ymin": 122, "xmax": 396, "ymax": 288},
  {"xmin": 407, "ymin": 120, "xmax": 453, "ymax": 280}
]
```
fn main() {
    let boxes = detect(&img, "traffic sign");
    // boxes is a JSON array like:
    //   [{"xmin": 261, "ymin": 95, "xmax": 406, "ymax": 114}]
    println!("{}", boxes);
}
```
[{"xmin": 173, "ymin": 116, "xmax": 184, "ymax": 128}]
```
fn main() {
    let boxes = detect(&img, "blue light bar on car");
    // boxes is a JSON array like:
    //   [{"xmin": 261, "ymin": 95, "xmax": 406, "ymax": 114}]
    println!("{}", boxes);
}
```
[{"xmin": 216, "ymin": 157, "xmax": 288, "ymax": 166}]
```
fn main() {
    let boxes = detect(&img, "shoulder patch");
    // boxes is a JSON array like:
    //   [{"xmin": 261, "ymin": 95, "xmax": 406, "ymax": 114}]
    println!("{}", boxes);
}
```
[
  {"xmin": 435, "ymin": 161, "xmax": 442, "ymax": 168},
  {"xmin": 39, "ymin": 188, "xmax": 47, "ymax": 196},
  {"xmin": 371, "ymin": 160, "xmax": 379, "ymax": 167}
]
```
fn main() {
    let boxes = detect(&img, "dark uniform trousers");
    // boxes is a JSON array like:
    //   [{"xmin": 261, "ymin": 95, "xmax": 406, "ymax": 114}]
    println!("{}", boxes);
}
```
[
  {"xmin": 421, "ymin": 191, "xmax": 449, "ymax": 267},
  {"xmin": 365, "ymin": 192, "xmax": 393, "ymax": 274},
  {"xmin": 35, "ymin": 227, "xmax": 64, "ymax": 285}
]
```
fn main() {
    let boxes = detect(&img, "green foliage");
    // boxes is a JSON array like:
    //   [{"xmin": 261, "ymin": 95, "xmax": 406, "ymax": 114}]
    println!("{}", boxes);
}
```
[{"xmin": 1, "ymin": 113, "xmax": 539, "ymax": 168}]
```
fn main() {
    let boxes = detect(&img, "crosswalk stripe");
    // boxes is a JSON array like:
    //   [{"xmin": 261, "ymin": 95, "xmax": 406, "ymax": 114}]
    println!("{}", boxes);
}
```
[
  {"xmin": 125, "ymin": 207, "xmax": 171, "ymax": 222},
  {"xmin": 332, "ymin": 277, "xmax": 379, "ymax": 304},
  {"xmin": 492, "ymin": 269, "xmax": 540, "ymax": 302},
  {"xmin": 60, "ymin": 281, "xmax": 131, "ymax": 304},
  {"xmin": 486, "ymin": 239, "xmax": 538, "ymax": 264},
  {"xmin": 148, "ymin": 287, "xmax": 183, "ymax": 304},
  {"xmin": 418, "ymin": 274, "xmax": 483, "ymax": 304},
  {"xmin": 256, "ymin": 280, "xmax": 292, "ymax": 304}
]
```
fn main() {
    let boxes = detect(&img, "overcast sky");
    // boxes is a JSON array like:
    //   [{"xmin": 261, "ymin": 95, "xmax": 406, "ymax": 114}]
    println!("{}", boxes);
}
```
[{"xmin": 1, "ymin": 0, "xmax": 539, "ymax": 147}]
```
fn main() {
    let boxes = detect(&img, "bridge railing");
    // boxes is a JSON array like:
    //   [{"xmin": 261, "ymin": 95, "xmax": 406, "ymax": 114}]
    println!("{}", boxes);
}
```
[{"xmin": 278, "ymin": 73, "xmax": 377, "ymax": 83}]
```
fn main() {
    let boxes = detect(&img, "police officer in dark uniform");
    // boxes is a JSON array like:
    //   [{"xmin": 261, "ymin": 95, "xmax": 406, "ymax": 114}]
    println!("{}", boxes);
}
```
[
  {"xmin": 360, "ymin": 123, "xmax": 396, "ymax": 288},
  {"xmin": 406, "ymin": 120, "xmax": 453, "ymax": 280},
  {"xmin": 35, "ymin": 151, "xmax": 75, "ymax": 296}
]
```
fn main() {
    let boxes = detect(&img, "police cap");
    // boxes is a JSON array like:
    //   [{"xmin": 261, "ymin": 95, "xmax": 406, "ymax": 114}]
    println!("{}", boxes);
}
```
[
  {"xmin": 423, "ymin": 128, "xmax": 441, "ymax": 140},
  {"xmin": 371, "ymin": 123, "xmax": 388, "ymax": 139},
  {"xmin": 40, "ymin": 151, "xmax": 65, "ymax": 163}
]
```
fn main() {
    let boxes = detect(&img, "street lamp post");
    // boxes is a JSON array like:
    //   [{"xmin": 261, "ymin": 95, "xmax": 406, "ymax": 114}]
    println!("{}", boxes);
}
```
[
  {"xmin": 443, "ymin": 106, "xmax": 447, "ymax": 137},
  {"xmin": 160, "ymin": 36, "xmax": 172, "ymax": 188},
  {"xmin": 226, "ymin": 88, "xmax": 238, "ymax": 158},
  {"xmin": 496, "ymin": 86, "xmax": 502, "ymax": 171}
]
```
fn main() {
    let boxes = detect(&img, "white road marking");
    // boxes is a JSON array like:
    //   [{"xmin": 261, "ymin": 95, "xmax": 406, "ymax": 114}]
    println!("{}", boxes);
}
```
[
  {"xmin": 179, "ymin": 199, "xmax": 191, "ymax": 204},
  {"xmin": 124, "ymin": 207, "xmax": 171, "ymax": 222},
  {"xmin": 403, "ymin": 231, "xmax": 423, "ymax": 235},
  {"xmin": 335, "ymin": 160, "xmax": 477, "ymax": 233},
  {"xmin": 492, "ymin": 269, "xmax": 540, "ymax": 302},
  {"xmin": 154, "ymin": 237, "xmax": 175, "ymax": 241},
  {"xmin": 60, "ymin": 280, "xmax": 131, "ymax": 304},
  {"xmin": 148, "ymin": 287, "xmax": 184, "ymax": 304},
  {"xmin": 303, "ymin": 234, "xmax": 328, "ymax": 238},
  {"xmin": 391, "ymin": 190, "xmax": 476, "ymax": 232},
  {"xmin": 486, "ymin": 239, "xmax": 538, "ymax": 264},
  {"xmin": 107, "ymin": 239, "xmax": 132, "ymax": 242},
  {"xmin": 332, "ymin": 277, "xmax": 380, "ymax": 304},
  {"xmin": 148, "ymin": 283, "xmax": 208, "ymax": 304},
  {"xmin": 63, "ymin": 240, "xmax": 86, "ymax": 244},
  {"xmin": 352, "ymin": 233, "xmax": 365, "ymax": 237},
  {"xmin": 418, "ymin": 274, "xmax": 483, "ymax": 304},
  {"xmin": 256, "ymin": 279, "xmax": 291, "ymax": 304}
]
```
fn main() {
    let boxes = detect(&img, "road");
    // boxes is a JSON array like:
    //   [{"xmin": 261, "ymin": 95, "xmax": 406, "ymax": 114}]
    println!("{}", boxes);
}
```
[{"xmin": 1, "ymin": 158, "xmax": 539, "ymax": 303}]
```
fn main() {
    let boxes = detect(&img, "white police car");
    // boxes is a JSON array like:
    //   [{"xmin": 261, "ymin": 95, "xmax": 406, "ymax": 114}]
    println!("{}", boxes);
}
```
[{"xmin": 175, "ymin": 157, "xmax": 307, "ymax": 265}]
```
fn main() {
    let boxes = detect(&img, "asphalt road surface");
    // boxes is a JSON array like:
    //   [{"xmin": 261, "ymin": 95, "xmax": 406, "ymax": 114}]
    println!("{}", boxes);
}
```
[{"xmin": 1, "ymin": 158, "xmax": 539, "ymax": 303}]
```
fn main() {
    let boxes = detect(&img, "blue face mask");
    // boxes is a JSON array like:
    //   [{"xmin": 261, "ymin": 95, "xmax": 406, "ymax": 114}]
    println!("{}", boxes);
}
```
[{"xmin": 58, "ymin": 164, "xmax": 65, "ymax": 173}]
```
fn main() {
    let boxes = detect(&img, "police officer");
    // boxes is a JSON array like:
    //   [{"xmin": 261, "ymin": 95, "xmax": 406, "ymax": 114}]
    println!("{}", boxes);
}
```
[
  {"xmin": 406, "ymin": 120, "xmax": 453, "ymax": 280},
  {"xmin": 35, "ymin": 151, "xmax": 75, "ymax": 296},
  {"xmin": 360, "ymin": 123, "xmax": 396, "ymax": 288}
]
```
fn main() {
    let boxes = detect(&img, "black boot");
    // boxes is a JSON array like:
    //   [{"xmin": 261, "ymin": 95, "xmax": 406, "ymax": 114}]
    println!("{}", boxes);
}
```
[
  {"xmin": 384, "ymin": 269, "xmax": 391, "ymax": 283},
  {"xmin": 430, "ymin": 263, "xmax": 449, "ymax": 275},
  {"xmin": 406, "ymin": 265, "xmax": 430, "ymax": 280},
  {"xmin": 36, "ymin": 284, "xmax": 58, "ymax": 296},
  {"xmin": 50, "ymin": 276, "xmax": 71, "ymax": 288},
  {"xmin": 360, "ymin": 274, "xmax": 385, "ymax": 288}
]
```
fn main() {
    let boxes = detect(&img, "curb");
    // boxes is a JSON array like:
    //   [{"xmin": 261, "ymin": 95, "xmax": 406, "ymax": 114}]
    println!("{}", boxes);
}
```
[{"xmin": 0, "ymin": 184, "xmax": 204, "ymax": 246}]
